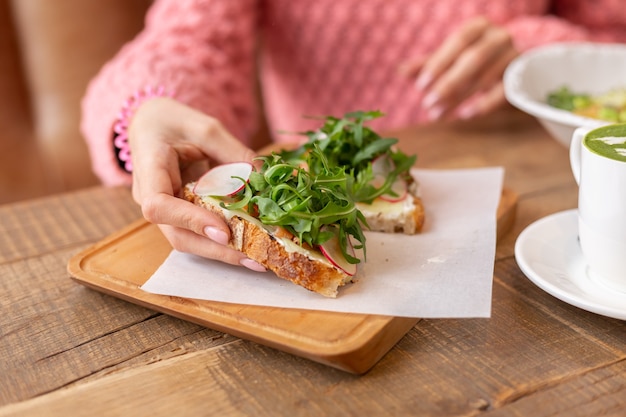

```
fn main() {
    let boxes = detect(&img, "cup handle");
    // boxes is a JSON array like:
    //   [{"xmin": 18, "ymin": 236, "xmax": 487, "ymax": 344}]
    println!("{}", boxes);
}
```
[{"xmin": 570, "ymin": 127, "xmax": 591, "ymax": 185}]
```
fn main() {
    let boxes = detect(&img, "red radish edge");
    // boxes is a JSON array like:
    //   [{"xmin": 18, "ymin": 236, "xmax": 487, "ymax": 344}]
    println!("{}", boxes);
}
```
[
  {"xmin": 319, "ymin": 231, "xmax": 357, "ymax": 276},
  {"xmin": 193, "ymin": 162, "xmax": 254, "ymax": 197}
]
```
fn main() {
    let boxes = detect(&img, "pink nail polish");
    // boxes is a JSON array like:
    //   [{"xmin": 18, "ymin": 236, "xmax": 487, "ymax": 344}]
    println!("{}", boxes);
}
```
[
  {"xmin": 240, "ymin": 258, "xmax": 267, "ymax": 272},
  {"xmin": 204, "ymin": 226, "xmax": 229, "ymax": 246},
  {"xmin": 428, "ymin": 105, "xmax": 445, "ymax": 121},
  {"xmin": 422, "ymin": 91, "xmax": 439, "ymax": 109},
  {"xmin": 416, "ymin": 73, "xmax": 433, "ymax": 90},
  {"xmin": 458, "ymin": 106, "xmax": 476, "ymax": 120}
]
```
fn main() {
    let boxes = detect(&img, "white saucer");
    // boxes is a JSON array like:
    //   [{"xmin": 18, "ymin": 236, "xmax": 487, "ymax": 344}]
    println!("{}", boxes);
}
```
[{"xmin": 515, "ymin": 209, "xmax": 626, "ymax": 320}]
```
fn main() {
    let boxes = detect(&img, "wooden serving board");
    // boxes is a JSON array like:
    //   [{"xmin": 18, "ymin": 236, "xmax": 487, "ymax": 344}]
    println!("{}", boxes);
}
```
[{"xmin": 67, "ymin": 188, "xmax": 517, "ymax": 374}]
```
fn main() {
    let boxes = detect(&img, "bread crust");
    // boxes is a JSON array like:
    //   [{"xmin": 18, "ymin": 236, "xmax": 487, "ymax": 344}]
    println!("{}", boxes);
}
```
[{"xmin": 183, "ymin": 184, "xmax": 350, "ymax": 298}]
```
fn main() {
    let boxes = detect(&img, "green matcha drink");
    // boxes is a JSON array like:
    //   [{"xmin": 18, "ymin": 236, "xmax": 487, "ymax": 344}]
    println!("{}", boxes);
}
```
[{"xmin": 583, "ymin": 124, "xmax": 626, "ymax": 162}]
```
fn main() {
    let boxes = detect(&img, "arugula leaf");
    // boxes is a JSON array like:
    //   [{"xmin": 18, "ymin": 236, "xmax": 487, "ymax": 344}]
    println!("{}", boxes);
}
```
[
  {"xmin": 282, "ymin": 110, "xmax": 416, "ymax": 204},
  {"xmin": 352, "ymin": 137, "xmax": 398, "ymax": 166}
]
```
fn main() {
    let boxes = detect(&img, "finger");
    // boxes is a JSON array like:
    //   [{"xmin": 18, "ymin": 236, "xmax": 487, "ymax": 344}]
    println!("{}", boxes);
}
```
[
  {"xmin": 423, "ymin": 32, "xmax": 515, "ymax": 120},
  {"xmin": 160, "ymin": 224, "xmax": 236, "ymax": 261},
  {"xmin": 132, "ymin": 140, "xmax": 181, "ymax": 200},
  {"xmin": 432, "ymin": 27, "xmax": 512, "ymax": 102},
  {"xmin": 441, "ymin": 45, "xmax": 516, "ymax": 120},
  {"xmin": 141, "ymin": 190, "xmax": 231, "ymax": 243},
  {"xmin": 418, "ymin": 17, "xmax": 491, "ymax": 90},
  {"xmin": 457, "ymin": 83, "xmax": 507, "ymax": 120},
  {"xmin": 398, "ymin": 55, "xmax": 426, "ymax": 79},
  {"xmin": 159, "ymin": 224, "xmax": 266, "ymax": 271},
  {"xmin": 458, "ymin": 46, "xmax": 518, "ymax": 103}
]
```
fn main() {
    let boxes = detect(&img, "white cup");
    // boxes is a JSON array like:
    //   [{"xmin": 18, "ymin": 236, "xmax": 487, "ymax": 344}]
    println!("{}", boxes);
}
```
[{"xmin": 570, "ymin": 124, "xmax": 626, "ymax": 293}]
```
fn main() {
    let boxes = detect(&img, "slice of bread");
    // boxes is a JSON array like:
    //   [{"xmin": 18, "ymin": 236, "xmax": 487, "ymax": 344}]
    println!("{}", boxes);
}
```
[
  {"xmin": 357, "ymin": 180, "xmax": 425, "ymax": 234},
  {"xmin": 183, "ymin": 184, "xmax": 353, "ymax": 298}
]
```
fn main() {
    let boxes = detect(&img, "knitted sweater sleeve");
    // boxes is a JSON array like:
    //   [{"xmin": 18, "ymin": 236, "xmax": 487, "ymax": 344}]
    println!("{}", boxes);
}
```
[
  {"xmin": 505, "ymin": 0, "xmax": 626, "ymax": 52},
  {"xmin": 80, "ymin": 0, "xmax": 259, "ymax": 186}
]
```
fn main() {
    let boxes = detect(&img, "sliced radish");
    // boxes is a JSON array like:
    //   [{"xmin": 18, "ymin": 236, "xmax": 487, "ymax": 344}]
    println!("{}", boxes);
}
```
[
  {"xmin": 319, "ymin": 231, "xmax": 357, "ymax": 276},
  {"xmin": 370, "ymin": 155, "xmax": 408, "ymax": 202},
  {"xmin": 193, "ymin": 162, "xmax": 254, "ymax": 197},
  {"xmin": 379, "ymin": 177, "xmax": 408, "ymax": 202},
  {"xmin": 370, "ymin": 173, "xmax": 386, "ymax": 189},
  {"xmin": 370, "ymin": 155, "xmax": 392, "ymax": 189},
  {"xmin": 371, "ymin": 154, "xmax": 394, "ymax": 176}
]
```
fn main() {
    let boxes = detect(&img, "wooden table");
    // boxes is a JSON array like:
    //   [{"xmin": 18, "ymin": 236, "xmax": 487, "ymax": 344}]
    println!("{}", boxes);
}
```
[{"xmin": 1, "ymin": 110, "xmax": 624, "ymax": 416}]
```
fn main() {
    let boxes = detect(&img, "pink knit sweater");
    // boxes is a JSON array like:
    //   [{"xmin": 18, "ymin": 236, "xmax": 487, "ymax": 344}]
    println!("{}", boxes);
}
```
[{"xmin": 81, "ymin": 0, "xmax": 626, "ymax": 186}]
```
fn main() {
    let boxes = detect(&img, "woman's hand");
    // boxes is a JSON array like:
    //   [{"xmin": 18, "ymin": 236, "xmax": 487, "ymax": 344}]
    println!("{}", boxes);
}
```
[
  {"xmin": 401, "ymin": 17, "xmax": 519, "ymax": 121},
  {"xmin": 127, "ymin": 97, "xmax": 266, "ymax": 272}
]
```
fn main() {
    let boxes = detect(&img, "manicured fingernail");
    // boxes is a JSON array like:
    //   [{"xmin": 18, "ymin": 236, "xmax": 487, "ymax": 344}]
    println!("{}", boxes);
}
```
[
  {"xmin": 458, "ymin": 105, "xmax": 476, "ymax": 120},
  {"xmin": 428, "ymin": 105, "xmax": 445, "ymax": 121},
  {"xmin": 415, "ymin": 72, "xmax": 433, "ymax": 90},
  {"xmin": 421, "ymin": 91, "xmax": 439, "ymax": 109},
  {"xmin": 204, "ymin": 226, "xmax": 229, "ymax": 246},
  {"xmin": 240, "ymin": 258, "xmax": 266, "ymax": 272}
]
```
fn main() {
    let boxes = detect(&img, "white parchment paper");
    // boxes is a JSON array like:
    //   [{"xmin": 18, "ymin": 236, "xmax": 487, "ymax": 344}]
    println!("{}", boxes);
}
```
[{"xmin": 141, "ymin": 167, "xmax": 504, "ymax": 318}]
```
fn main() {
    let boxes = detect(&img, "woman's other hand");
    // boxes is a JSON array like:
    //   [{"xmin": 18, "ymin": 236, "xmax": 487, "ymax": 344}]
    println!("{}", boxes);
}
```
[{"xmin": 402, "ymin": 17, "xmax": 519, "ymax": 121}]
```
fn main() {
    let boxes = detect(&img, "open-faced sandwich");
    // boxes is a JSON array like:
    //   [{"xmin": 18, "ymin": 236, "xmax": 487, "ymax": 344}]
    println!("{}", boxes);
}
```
[
  {"xmin": 279, "ymin": 110, "xmax": 424, "ymax": 234},
  {"xmin": 183, "ymin": 111, "xmax": 424, "ymax": 297}
]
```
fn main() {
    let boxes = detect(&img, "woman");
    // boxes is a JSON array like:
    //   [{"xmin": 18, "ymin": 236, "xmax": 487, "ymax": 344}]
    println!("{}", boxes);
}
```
[{"xmin": 81, "ymin": 0, "xmax": 626, "ymax": 270}]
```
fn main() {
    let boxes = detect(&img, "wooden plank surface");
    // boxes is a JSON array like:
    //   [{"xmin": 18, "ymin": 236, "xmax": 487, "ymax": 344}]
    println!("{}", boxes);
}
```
[{"xmin": 1, "ymin": 110, "xmax": 624, "ymax": 416}]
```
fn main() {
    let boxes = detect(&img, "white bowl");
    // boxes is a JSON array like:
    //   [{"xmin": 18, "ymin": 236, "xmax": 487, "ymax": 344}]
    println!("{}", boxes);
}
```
[{"xmin": 503, "ymin": 42, "xmax": 626, "ymax": 147}]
